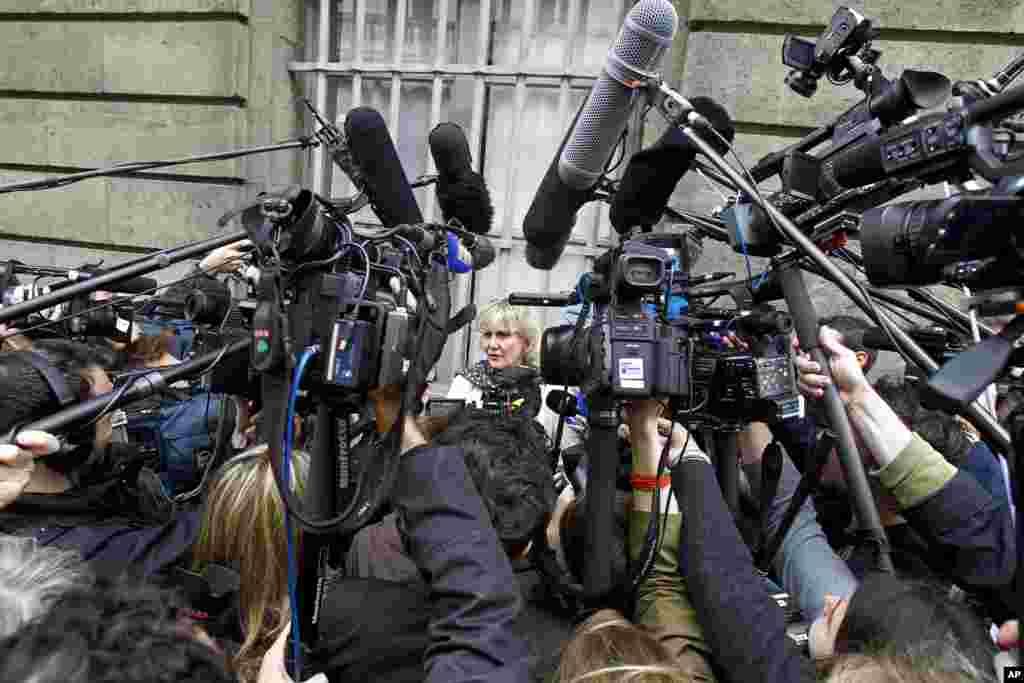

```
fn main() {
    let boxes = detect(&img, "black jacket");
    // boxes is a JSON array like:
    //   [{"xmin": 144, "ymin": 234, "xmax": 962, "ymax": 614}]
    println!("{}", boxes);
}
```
[{"xmin": 314, "ymin": 444, "xmax": 534, "ymax": 682}]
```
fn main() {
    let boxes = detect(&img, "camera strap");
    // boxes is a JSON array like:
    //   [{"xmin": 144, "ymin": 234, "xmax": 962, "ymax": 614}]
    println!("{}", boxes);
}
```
[
  {"xmin": 756, "ymin": 431, "xmax": 836, "ymax": 573},
  {"xmin": 756, "ymin": 439, "xmax": 784, "ymax": 559}
]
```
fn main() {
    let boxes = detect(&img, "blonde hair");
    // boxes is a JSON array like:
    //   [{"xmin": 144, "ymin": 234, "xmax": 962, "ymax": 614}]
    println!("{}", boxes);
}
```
[
  {"xmin": 192, "ymin": 445, "xmax": 309, "ymax": 683},
  {"xmin": 557, "ymin": 609, "xmax": 690, "ymax": 682},
  {"xmin": 477, "ymin": 300, "xmax": 542, "ymax": 368}
]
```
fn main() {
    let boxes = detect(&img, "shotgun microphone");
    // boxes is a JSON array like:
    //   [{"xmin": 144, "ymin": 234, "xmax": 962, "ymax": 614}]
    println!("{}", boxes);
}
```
[
  {"xmin": 523, "ymin": 0, "xmax": 678, "ymax": 269},
  {"xmin": 340, "ymin": 107, "xmax": 424, "ymax": 227}
]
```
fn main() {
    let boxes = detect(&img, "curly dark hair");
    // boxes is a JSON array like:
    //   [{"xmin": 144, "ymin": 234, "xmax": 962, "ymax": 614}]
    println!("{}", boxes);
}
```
[
  {"xmin": 873, "ymin": 374, "xmax": 975, "ymax": 466},
  {"xmin": 432, "ymin": 408, "xmax": 556, "ymax": 550},
  {"xmin": 0, "ymin": 576, "xmax": 233, "ymax": 683},
  {"xmin": 0, "ymin": 341, "xmax": 108, "ymax": 434},
  {"xmin": 837, "ymin": 572, "xmax": 997, "ymax": 681}
]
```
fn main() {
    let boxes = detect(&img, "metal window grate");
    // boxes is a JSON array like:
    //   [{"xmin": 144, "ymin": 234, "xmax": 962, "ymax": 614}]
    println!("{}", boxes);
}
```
[{"xmin": 291, "ymin": 0, "xmax": 638, "ymax": 380}]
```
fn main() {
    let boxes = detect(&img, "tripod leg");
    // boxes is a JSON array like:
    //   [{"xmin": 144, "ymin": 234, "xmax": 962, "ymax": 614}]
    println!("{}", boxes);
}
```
[{"xmin": 582, "ymin": 390, "xmax": 619, "ymax": 602}]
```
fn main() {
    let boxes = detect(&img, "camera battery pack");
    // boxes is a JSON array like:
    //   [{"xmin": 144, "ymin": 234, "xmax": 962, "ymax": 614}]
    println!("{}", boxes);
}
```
[
  {"xmin": 325, "ymin": 319, "xmax": 377, "ymax": 389},
  {"xmin": 378, "ymin": 308, "xmax": 411, "ymax": 387},
  {"xmin": 609, "ymin": 311, "xmax": 657, "ymax": 398}
]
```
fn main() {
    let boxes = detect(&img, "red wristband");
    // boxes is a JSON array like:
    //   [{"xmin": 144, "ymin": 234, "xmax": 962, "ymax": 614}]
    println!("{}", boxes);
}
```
[{"xmin": 630, "ymin": 474, "xmax": 672, "ymax": 491}]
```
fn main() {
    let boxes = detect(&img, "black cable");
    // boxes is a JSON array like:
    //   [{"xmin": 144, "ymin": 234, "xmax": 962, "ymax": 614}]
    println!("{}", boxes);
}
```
[
  {"xmin": 631, "ymin": 413, "xmax": 687, "ymax": 590},
  {"xmin": 80, "ymin": 373, "xmax": 144, "ymax": 429},
  {"xmin": 604, "ymin": 128, "xmax": 630, "ymax": 176}
]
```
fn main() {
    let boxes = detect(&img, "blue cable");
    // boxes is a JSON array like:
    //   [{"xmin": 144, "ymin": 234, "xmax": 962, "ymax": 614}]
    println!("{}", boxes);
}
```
[
  {"xmin": 732, "ymin": 207, "xmax": 767, "ymax": 291},
  {"xmin": 283, "ymin": 346, "xmax": 318, "ymax": 680}
]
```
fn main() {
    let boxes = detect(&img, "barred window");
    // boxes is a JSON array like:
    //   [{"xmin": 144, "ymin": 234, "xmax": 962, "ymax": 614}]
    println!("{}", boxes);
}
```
[{"xmin": 293, "ymin": 0, "xmax": 638, "ymax": 380}]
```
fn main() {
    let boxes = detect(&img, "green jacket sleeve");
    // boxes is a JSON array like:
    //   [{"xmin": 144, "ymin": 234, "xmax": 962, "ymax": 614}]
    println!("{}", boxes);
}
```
[
  {"xmin": 877, "ymin": 433, "xmax": 957, "ymax": 510},
  {"xmin": 629, "ymin": 509, "xmax": 717, "ymax": 681}
]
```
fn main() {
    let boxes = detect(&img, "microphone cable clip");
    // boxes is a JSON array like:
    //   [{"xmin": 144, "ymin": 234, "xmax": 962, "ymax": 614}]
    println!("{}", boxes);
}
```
[
  {"xmin": 303, "ymin": 97, "xmax": 342, "ymax": 149},
  {"xmin": 646, "ymin": 80, "xmax": 712, "ymax": 130}
]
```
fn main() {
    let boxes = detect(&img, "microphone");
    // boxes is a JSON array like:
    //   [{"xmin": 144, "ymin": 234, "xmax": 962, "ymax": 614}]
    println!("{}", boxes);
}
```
[
  {"xmin": 687, "ymin": 270, "xmax": 784, "ymax": 305},
  {"xmin": 842, "ymin": 327, "xmax": 896, "ymax": 352},
  {"xmin": 668, "ymin": 271, "xmax": 734, "ymax": 292},
  {"xmin": 48, "ymin": 270, "xmax": 158, "ymax": 295},
  {"xmin": 559, "ymin": 0, "xmax": 677, "ymax": 190},
  {"xmin": 340, "ymin": 107, "xmax": 423, "ymax": 227},
  {"xmin": 733, "ymin": 310, "xmax": 793, "ymax": 337},
  {"xmin": 523, "ymin": 0, "xmax": 678, "ymax": 269},
  {"xmin": 610, "ymin": 97, "xmax": 735, "ymax": 234},
  {"xmin": 842, "ymin": 325, "xmax": 962, "ymax": 354},
  {"xmin": 507, "ymin": 291, "xmax": 580, "ymax": 307},
  {"xmin": 546, "ymin": 389, "xmax": 579, "ymax": 418},
  {"xmin": 398, "ymin": 224, "xmax": 494, "ymax": 272},
  {"xmin": 428, "ymin": 123, "xmax": 494, "ymax": 235},
  {"xmin": 446, "ymin": 230, "xmax": 496, "ymax": 272}
]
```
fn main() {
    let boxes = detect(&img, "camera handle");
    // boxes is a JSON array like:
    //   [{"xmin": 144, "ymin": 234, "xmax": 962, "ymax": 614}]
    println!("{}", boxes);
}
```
[{"xmin": 703, "ymin": 427, "xmax": 741, "ymax": 515}]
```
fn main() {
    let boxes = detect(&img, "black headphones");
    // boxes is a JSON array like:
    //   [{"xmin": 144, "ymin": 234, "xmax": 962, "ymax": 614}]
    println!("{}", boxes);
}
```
[
  {"xmin": 23, "ymin": 351, "xmax": 76, "ymax": 408},
  {"xmin": 0, "ymin": 351, "xmax": 75, "ymax": 443}
]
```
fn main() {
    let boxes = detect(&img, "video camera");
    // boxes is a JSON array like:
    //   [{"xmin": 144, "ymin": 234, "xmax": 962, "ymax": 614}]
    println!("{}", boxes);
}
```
[
  {"xmin": 229, "ymin": 186, "xmax": 434, "ymax": 406},
  {"xmin": 684, "ymin": 309, "xmax": 801, "ymax": 427},
  {"xmin": 537, "ymin": 238, "xmax": 688, "ymax": 399},
  {"xmin": 515, "ymin": 234, "xmax": 800, "ymax": 427},
  {"xmin": 0, "ymin": 260, "xmax": 145, "ymax": 343},
  {"xmin": 724, "ymin": 6, "xmax": 955, "ymax": 258}
]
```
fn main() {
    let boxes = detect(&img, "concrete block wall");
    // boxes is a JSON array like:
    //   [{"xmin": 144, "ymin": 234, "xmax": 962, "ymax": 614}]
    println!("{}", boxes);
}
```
[
  {"xmin": 0, "ymin": 0, "xmax": 304, "ymax": 274},
  {"xmin": 661, "ymin": 0, "xmax": 1024, "ymax": 377}
]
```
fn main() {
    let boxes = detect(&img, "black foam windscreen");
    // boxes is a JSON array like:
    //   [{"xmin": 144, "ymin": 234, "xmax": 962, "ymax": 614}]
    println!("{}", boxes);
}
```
[
  {"xmin": 429, "ymin": 123, "xmax": 494, "ymax": 235},
  {"xmin": 343, "ymin": 107, "xmax": 423, "ymax": 227},
  {"xmin": 609, "ymin": 96, "xmax": 734, "ymax": 235}
]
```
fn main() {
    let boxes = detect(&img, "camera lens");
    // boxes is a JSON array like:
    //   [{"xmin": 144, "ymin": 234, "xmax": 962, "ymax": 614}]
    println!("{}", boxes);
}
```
[
  {"xmin": 861, "ymin": 199, "xmax": 951, "ymax": 287},
  {"xmin": 540, "ymin": 324, "xmax": 590, "ymax": 387},
  {"xmin": 185, "ymin": 282, "xmax": 231, "ymax": 325},
  {"xmin": 862, "ymin": 196, "xmax": 1017, "ymax": 287},
  {"xmin": 80, "ymin": 307, "xmax": 120, "ymax": 338}
]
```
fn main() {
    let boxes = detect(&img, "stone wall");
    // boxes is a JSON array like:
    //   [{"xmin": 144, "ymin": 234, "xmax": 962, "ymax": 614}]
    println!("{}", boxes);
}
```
[{"xmin": 0, "ymin": 0, "xmax": 304, "ymax": 271}]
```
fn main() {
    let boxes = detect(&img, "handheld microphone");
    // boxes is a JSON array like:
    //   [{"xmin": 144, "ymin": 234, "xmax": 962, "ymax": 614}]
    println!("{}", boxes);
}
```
[
  {"xmin": 523, "ymin": 0, "xmax": 678, "ymax": 269},
  {"xmin": 610, "ymin": 97, "xmax": 735, "ymax": 234},
  {"xmin": 341, "ymin": 107, "xmax": 424, "ymax": 227},
  {"xmin": 428, "ymin": 123, "xmax": 494, "ymax": 235}
]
